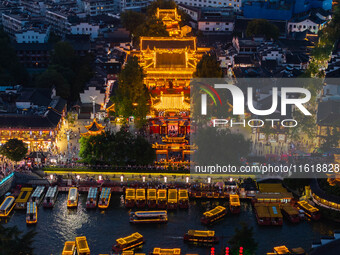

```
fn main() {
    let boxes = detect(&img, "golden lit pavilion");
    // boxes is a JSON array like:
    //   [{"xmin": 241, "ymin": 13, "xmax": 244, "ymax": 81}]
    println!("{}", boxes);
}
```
[
  {"xmin": 82, "ymin": 118, "xmax": 105, "ymax": 136},
  {"xmin": 156, "ymin": 8, "xmax": 182, "ymax": 36}
]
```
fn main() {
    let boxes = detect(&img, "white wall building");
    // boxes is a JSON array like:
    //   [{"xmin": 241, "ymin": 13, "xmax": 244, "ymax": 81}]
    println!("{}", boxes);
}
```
[
  {"xmin": 83, "ymin": 0, "xmax": 119, "ymax": 16},
  {"xmin": 288, "ymin": 18, "xmax": 321, "ymax": 34},
  {"xmin": 175, "ymin": 0, "xmax": 241, "ymax": 12},
  {"xmin": 2, "ymin": 13, "xmax": 29, "ymax": 37},
  {"xmin": 80, "ymin": 86, "xmax": 105, "ymax": 105},
  {"xmin": 15, "ymin": 26, "xmax": 50, "ymax": 43},
  {"xmin": 70, "ymin": 22, "xmax": 99, "ymax": 39},
  {"xmin": 198, "ymin": 17, "xmax": 234, "ymax": 32},
  {"xmin": 45, "ymin": 9, "xmax": 71, "ymax": 35}
]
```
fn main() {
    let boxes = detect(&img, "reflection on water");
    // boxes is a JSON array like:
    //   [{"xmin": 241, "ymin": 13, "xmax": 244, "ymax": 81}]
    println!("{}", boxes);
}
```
[{"xmin": 4, "ymin": 194, "xmax": 340, "ymax": 255}]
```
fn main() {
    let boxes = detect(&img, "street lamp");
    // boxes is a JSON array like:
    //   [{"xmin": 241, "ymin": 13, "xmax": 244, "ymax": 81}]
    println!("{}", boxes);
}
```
[
  {"xmin": 186, "ymin": 176, "xmax": 189, "ymax": 183},
  {"xmin": 64, "ymin": 128, "xmax": 72, "ymax": 162}
]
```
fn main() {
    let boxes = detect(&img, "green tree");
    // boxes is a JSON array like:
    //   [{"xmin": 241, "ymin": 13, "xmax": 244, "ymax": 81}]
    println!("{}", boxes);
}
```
[
  {"xmin": 321, "ymin": 126, "xmax": 340, "ymax": 152},
  {"xmin": 193, "ymin": 127, "xmax": 250, "ymax": 166},
  {"xmin": 113, "ymin": 56, "xmax": 150, "ymax": 127},
  {"xmin": 0, "ymin": 224, "xmax": 36, "ymax": 255},
  {"xmin": 35, "ymin": 69, "xmax": 70, "ymax": 99},
  {"xmin": 79, "ymin": 130, "xmax": 155, "ymax": 165},
  {"xmin": 246, "ymin": 19, "xmax": 280, "ymax": 40},
  {"xmin": 121, "ymin": 11, "xmax": 146, "ymax": 34},
  {"xmin": 147, "ymin": 0, "xmax": 177, "ymax": 16},
  {"xmin": 133, "ymin": 17, "xmax": 169, "ymax": 45},
  {"xmin": 228, "ymin": 223, "xmax": 258, "ymax": 255},
  {"xmin": 0, "ymin": 139, "xmax": 28, "ymax": 163},
  {"xmin": 194, "ymin": 53, "xmax": 223, "ymax": 78}
]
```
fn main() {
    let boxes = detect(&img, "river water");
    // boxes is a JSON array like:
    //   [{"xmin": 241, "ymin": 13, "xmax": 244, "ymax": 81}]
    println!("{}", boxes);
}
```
[{"xmin": 3, "ymin": 193, "xmax": 340, "ymax": 255}]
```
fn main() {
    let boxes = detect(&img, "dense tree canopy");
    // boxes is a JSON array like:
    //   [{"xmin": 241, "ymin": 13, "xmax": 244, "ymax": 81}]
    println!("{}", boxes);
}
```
[
  {"xmin": 0, "ymin": 139, "xmax": 28, "ymax": 162},
  {"xmin": 228, "ymin": 223, "xmax": 258, "ymax": 255},
  {"xmin": 0, "ymin": 224, "xmax": 36, "ymax": 255},
  {"xmin": 112, "ymin": 56, "xmax": 150, "ymax": 127},
  {"xmin": 194, "ymin": 53, "xmax": 223, "ymax": 78},
  {"xmin": 0, "ymin": 29, "xmax": 29, "ymax": 86},
  {"xmin": 79, "ymin": 130, "xmax": 155, "ymax": 165},
  {"xmin": 246, "ymin": 19, "xmax": 280, "ymax": 40},
  {"xmin": 321, "ymin": 126, "xmax": 340, "ymax": 152},
  {"xmin": 35, "ymin": 41, "xmax": 94, "ymax": 101},
  {"xmin": 193, "ymin": 127, "xmax": 250, "ymax": 166}
]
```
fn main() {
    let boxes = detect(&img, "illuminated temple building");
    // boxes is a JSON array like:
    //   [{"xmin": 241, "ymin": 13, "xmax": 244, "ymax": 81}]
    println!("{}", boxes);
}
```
[
  {"xmin": 130, "ymin": 8, "xmax": 209, "ymax": 161},
  {"xmin": 82, "ymin": 118, "xmax": 105, "ymax": 136}
]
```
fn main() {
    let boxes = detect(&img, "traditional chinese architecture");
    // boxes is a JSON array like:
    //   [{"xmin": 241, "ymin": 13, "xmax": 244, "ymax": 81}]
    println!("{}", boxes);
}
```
[
  {"xmin": 82, "ymin": 118, "xmax": 105, "ymax": 136},
  {"xmin": 128, "ymin": 9, "xmax": 209, "ymax": 163}
]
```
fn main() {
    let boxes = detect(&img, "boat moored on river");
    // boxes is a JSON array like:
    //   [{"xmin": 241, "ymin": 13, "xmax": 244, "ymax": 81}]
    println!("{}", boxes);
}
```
[
  {"xmin": 67, "ymin": 187, "xmax": 79, "ymax": 208},
  {"xmin": 136, "ymin": 188, "xmax": 146, "ymax": 208},
  {"xmin": 297, "ymin": 201, "xmax": 321, "ymax": 221},
  {"xmin": 75, "ymin": 236, "xmax": 90, "ymax": 255},
  {"xmin": 26, "ymin": 202, "xmax": 37, "ymax": 224},
  {"xmin": 125, "ymin": 188, "xmax": 136, "ymax": 208},
  {"xmin": 147, "ymin": 189, "xmax": 157, "ymax": 209},
  {"xmin": 201, "ymin": 206, "xmax": 226, "ymax": 225},
  {"xmin": 0, "ymin": 196, "xmax": 15, "ymax": 217},
  {"xmin": 86, "ymin": 187, "xmax": 98, "ymax": 209},
  {"xmin": 157, "ymin": 189, "xmax": 167, "ymax": 209},
  {"xmin": 178, "ymin": 189, "xmax": 189, "ymax": 209},
  {"xmin": 43, "ymin": 186, "xmax": 58, "ymax": 208},
  {"xmin": 112, "ymin": 232, "xmax": 144, "ymax": 253},
  {"xmin": 183, "ymin": 230, "xmax": 218, "ymax": 244},
  {"xmin": 15, "ymin": 187, "xmax": 33, "ymax": 209},
  {"xmin": 62, "ymin": 241, "xmax": 76, "ymax": 255},
  {"xmin": 30, "ymin": 186, "xmax": 45, "ymax": 205},
  {"xmin": 98, "ymin": 187, "xmax": 111, "ymax": 209},
  {"xmin": 167, "ymin": 189, "xmax": 178, "ymax": 210},
  {"xmin": 254, "ymin": 203, "xmax": 283, "ymax": 226},
  {"xmin": 130, "ymin": 211, "xmax": 168, "ymax": 224},
  {"xmin": 229, "ymin": 194, "xmax": 241, "ymax": 214},
  {"xmin": 151, "ymin": 248, "xmax": 181, "ymax": 255},
  {"xmin": 281, "ymin": 204, "xmax": 300, "ymax": 223}
]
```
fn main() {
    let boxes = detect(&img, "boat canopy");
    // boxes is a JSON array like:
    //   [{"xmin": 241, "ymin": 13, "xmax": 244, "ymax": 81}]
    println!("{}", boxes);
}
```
[
  {"xmin": 157, "ymin": 189, "xmax": 167, "ymax": 199},
  {"xmin": 0, "ymin": 196, "xmax": 15, "ymax": 210},
  {"xmin": 68, "ymin": 188, "xmax": 77, "ymax": 201},
  {"xmin": 62, "ymin": 241, "xmax": 75, "ymax": 255},
  {"xmin": 152, "ymin": 248, "xmax": 181, "ymax": 255},
  {"xmin": 178, "ymin": 189, "xmax": 188, "ymax": 200},
  {"xmin": 45, "ymin": 186, "xmax": 57, "ymax": 198},
  {"xmin": 229, "ymin": 194, "xmax": 240, "ymax": 206},
  {"xmin": 100, "ymin": 188, "xmax": 111, "ymax": 199},
  {"xmin": 168, "ymin": 189, "xmax": 177, "ymax": 202},
  {"xmin": 134, "ymin": 211, "xmax": 167, "ymax": 218},
  {"xmin": 203, "ymin": 206, "xmax": 226, "ymax": 218},
  {"xmin": 16, "ymin": 187, "xmax": 33, "ymax": 202},
  {"xmin": 281, "ymin": 204, "xmax": 299, "ymax": 215},
  {"xmin": 269, "ymin": 205, "xmax": 283, "ymax": 218},
  {"xmin": 136, "ymin": 189, "xmax": 146, "ymax": 199},
  {"xmin": 298, "ymin": 201, "xmax": 319, "ymax": 212},
  {"xmin": 87, "ymin": 187, "xmax": 98, "ymax": 199},
  {"xmin": 116, "ymin": 232, "xmax": 143, "ymax": 245},
  {"xmin": 148, "ymin": 189, "xmax": 157, "ymax": 199},
  {"xmin": 27, "ymin": 202, "xmax": 36, "ymax": 214},
  {"xmin": 31, "ymin": 186, "xmax": 45, "ymax": 198},
  {"xmin": 125, "ymin": 189, "xmax": 135, "ymax": 199},
  {"xmin": 187, "ymin": 230, "xmax": 215, "ymax": 237},
  {"xmin": 75, "ymin": 236, "xmax": 90, "ymax": 253},
  {"xmin": 273, "ymin": 246, "xmax": 290, "ymax": 254}
]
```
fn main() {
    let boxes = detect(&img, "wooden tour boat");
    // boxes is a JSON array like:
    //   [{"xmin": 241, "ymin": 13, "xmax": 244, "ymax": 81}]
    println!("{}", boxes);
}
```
[
  {"xmin": 201, "ymin": 206, "xmax": 227, "ymax": 225},
  {"xmin": 98, "ymin": 187, "xmax": 111, "ymax": 209},
  {"xmin": 297, "ymin": 201, "xmax": 321, "ymax": 221},
  {"xmin": 75, "ymin": 236, "xmax": 90, "ymax": 255},
  {"xmin": 125, "ymin": 188, "xmax": 136, "ymax": 208},
  {"xmin": 157, "ymin": 189, "xmax": 167, "ymax": 209},
  {"xmin": 147, "ymin": 189, "xmax": 157, "ymax": 209},
  {"xmin": 30, "ymin": 186, "xmax": 45, "ymax": 205},
  {"xmin": 151, "ymin": 248, "xmax": 181, "ymax": 255},
  {"xmin": 178, "ymin": 189, "xmax": 189, "ymax": 209},
  {"xmin": 130, "ymin": 210, "xmax": 168, "ymax": 224},
  {"xmin": 62, "ymin": 241, "xmax": 76, "ymax": 255},
  {"xmin": 167, "ymin": 189, "xmax": 178, "ymax": 210},
  {"xmin": 136, "ymin": 188, "xmax": 146, "ymax": 208},
  {"xmin": 254, "ymin": 203, "xmax": 283, "ymax": 226},
  {"xmin": 229, "ymin": 194, "xmax": 241, "ymax": 214},
  {"xmin": 43, "ymin": 186, "xmax": 58, "ymax": 208},
  {"xmin": 281, "ymin": 204, "xmax": 300, "ymax": 223},
  {"xmin": 15, "ymin": 187, "xmax": 33, "ymax": 209},
  {"xmin": 183, "ymin": 230, "xmax": 219, "ymax": 244},
  {"xmin": 86, "ymin": 187, "xmax": 98, "ymax": 209},
  {"xmin": 26, "ymin": 201, "xmax": 37, "ymax": 224},
  {"xmin": 0, "ymin": 196, "xmax": 15, "ymax": 217},
  {"xmin": 67, "ymin": 187, "xmax": 79, "ymax": 208},
  {"xmin": 112, "ymin": 232, "xmax": 144, "ymax": 253}
]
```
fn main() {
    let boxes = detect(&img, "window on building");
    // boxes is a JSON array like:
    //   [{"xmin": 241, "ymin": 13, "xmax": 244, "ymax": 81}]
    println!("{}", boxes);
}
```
[
  {"xmin": 205, "ymin": 27, "xmax": 209, "ymax": 30},
  {"xmin": 216, "ymin": 22, "xmax": 220, "ymax": 25},
  {"xmin": 206, "ymin": 22, "xmax": 209, "ymax": 25}
]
